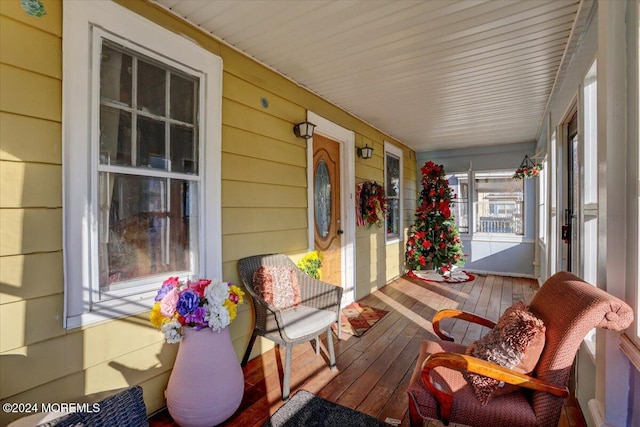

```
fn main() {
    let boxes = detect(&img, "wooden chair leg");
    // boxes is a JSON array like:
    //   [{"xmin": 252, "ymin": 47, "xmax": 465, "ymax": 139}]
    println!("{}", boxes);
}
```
[
  {"xmin": 241, "ymin": 331, "xmax": 257, "ymax": 367},
  {"xmin": 315, "ymin": 336, "xmax": 320, "ymax": 355},
  {"xmin": 326, "ymin": 329, "xmax": 336, "ymax": 370},
  {"xmin": 282, "ymin": 344, "xmax": 292, "ymax": 401}
]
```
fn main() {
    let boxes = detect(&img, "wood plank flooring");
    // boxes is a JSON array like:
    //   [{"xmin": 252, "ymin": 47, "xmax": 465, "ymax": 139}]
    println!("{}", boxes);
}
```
[{"xmin": 149, "ymin": 274, "xmax": 586, "ymax": 427}]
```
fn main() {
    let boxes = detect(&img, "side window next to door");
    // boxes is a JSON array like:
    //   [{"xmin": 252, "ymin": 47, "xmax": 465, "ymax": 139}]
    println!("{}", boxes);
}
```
[{"xmin": 385, "ymin": 143, "xmax": 403, "ymax": 243}]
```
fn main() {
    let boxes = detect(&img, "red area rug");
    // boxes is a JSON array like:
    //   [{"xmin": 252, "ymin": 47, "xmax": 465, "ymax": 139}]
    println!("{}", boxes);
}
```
[
  {"xmin": 332, "ymin": 302, "xmax": 389, "ymax": 338},
  {"xmin": 407, "ymin": 269, "xmax": 475, "ymax": 284}
]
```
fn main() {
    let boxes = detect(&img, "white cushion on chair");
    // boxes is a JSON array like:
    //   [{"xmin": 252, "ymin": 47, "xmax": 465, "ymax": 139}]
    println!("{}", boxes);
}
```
[{"xmin": 281, "ymin": 305, "xmax": 337, "ymax": 339}]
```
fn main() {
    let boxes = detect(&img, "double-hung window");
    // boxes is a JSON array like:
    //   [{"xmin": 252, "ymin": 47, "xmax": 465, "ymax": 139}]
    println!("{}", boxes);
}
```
[
  {"xmin": 63, "ymin": 1, "xmax": 222, "ymax": 328},
  {"xmin": 474, "ymin": 171, "xmax": 524, "ymax": 235},
  {"xmin": 98, "ymin": 41, "xmax": 201, "ymax": 294},
  {"xmin": 385, "ymin": 142, "xmax": 403, "ymax": 242}
]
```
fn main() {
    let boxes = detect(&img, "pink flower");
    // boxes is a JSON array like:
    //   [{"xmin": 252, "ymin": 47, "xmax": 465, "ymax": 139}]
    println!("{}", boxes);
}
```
[
  {"xmin": 163, "ymin": 276, "xmax": 180, "ymax": 286},
  {"xmin": 160, "ymin": 288, "xmax": 179, "ymax": 317}
]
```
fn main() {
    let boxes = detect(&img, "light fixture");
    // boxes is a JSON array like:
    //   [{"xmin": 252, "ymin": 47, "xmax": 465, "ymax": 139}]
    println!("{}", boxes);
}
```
[
  {"xmin": 357, "ymin": 144, "xmax": 374, "ymax": 160},
  {"xmin": 293, "ymin": 121, "xmax": 316, "ymax": 139}
]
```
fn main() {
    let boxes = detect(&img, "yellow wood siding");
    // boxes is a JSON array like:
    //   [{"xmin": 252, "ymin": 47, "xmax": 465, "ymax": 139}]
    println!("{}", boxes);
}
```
[
  {"xmin": 0, "ymin": 0, "xmax": 61, "ymax": 37},
  {"xmin": 222, "ymin": 207, "xmax": 308, "ymax": 234},
  {"xmin": 0, "ymin": 161, "xmax": 61, "ymax": 208},
  {"xmin": 223, "ymin": 181, "xmax": 308, "ymax": 208},
  {"xmin": 222, "ymin": 126, "xmax": 305, "ymax": 167},
  {"xmin": 0, "ymin": 15, "xmax": 61, "ymax": 78},
  {"xmin": 0, "ymin": 0, "xmax": 417, "ymax": 423},
  {"xmin": 0, "ymin": 294, "xmax": 65, "ymax": 352},
  {"xmin": 0, "ymin": 112, "xmax": 62, "ymax": 164},
  {"xmin": 0, "ymin": 252, "xmax": 63, "ymax": 304},
  {"xmin": 0, "ymin": 209, "xmax": 62, "ymax": 256},
  {"xmin": 0, "ymin": 64, "xmax": 61, "ymax": 121}
]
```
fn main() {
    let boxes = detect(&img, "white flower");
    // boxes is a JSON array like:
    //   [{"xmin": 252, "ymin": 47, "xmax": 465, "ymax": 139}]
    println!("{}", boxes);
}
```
[
  {"xmin": 204, "ymin": 279, "xmax": 229, "ymax": 306},
  {"xmin": 206, "ymin": 304, "xmax": 231, "ymax": 332},
  {"xmin": 161, "ymin": 319, "xmax": 182, "ymax": 344}
]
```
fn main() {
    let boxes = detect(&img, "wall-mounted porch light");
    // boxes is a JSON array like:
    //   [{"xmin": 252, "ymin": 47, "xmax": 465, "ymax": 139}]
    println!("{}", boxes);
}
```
[
  {"xmin": 293, "ymin": 121, "xmax": 316, "ymax": 139},
  {"xmin": 357, "ymin": 144, "xmax": 374, "ymax": 160}
]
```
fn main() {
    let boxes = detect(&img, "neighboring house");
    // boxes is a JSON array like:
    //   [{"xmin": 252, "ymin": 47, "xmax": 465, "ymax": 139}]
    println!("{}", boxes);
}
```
[{"xmin": 1, "ymin": 1, "xmax": 639, "ymax": 427}]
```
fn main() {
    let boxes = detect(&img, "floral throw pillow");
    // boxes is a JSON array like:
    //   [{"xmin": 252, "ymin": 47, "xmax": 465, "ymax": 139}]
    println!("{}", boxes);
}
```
[
  {"xmin": 464, "ymin": 301, "xmax": 546, "ymax": 405},
  {"xmin": 252, "ymin": 266, "xmax": 301, "ymax": 310}
]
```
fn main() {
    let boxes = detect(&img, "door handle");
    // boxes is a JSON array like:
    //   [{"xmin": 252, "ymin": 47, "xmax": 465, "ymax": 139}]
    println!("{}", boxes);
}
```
[{"xmin": 337, "ymin": 229, "xmax": 344, "ymax": 235}]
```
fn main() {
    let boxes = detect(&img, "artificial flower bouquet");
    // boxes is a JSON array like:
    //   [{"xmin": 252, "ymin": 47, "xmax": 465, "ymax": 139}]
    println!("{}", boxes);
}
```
[
  {"xmin": 150, "ymin": 277, "xmax": 244, "ymax": 343},
  {"xmin": 513, "ymin": 163, "xmax": 543, "ymax": 179},
  {"xmin": 297, "ymin": 250, "xmax": 324, "ymax": 280},
  {"xmin": 513, "ymin": 155, "xmax": 543, "ymax": 179}
]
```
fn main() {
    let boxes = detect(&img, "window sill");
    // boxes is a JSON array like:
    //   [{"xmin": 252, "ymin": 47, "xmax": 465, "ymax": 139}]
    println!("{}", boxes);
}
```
[
  {"xmin": 385, "ymin": 236, "xmax": 403, "ymax": 246},
  {"xmin": 65, "ymin": 292, "xmax": 156, "ymax": 329},
  {"xmin": 620, "ymin": 333, "xmax": 640, "ymax": 373},
  {"xmin": 464, "ymin": 234, "xmax": 534, "ymax": 244}
]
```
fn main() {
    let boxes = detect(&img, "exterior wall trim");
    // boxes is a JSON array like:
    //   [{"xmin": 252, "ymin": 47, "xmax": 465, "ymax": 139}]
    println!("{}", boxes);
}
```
[{"xmin": 306, "ymin": 111, "xmax": 356, "ymax": 306}]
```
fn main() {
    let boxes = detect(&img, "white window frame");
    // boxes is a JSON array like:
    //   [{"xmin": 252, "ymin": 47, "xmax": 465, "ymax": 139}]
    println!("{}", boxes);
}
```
[
  {"xmin": 538, "ymin": 156, "xmax": 548, "ymax": 245},
  {"xmin": 582, "ymin": 60, "xmax": 598, "ymax": 286},
  {"xmin": 472, "ymin": 170, "xmax": 526, "ymax": 240},
  {"xmin": 549, "ymin": 129, "xmax": 558, "ymax": 276},
  {"xmin": 384, "ymin": 142, "xmax": 403, "ymax": 244},
  {"xmin": 445, "ymin": 171, "xmax": 471, "ymax": 236},
  {"xmin": 63, "ymin": 1, "xmax": 222, "ymax": 328}
]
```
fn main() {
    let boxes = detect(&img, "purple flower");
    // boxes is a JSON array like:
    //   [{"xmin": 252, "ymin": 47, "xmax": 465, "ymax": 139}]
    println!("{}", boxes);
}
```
[
  {"xmin": 155, "ymin": 283, "xmax": 175, "ymax": 301},
  {"xmin": 184, "ymin": 306, "xmax": 207, "ymax": 329},
  {"xmin": 176, "ymin": 290, "xmax": 200, "ymax": 316}
]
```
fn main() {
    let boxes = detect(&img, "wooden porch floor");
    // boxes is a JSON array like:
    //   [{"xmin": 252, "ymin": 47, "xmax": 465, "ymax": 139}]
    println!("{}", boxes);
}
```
[{"xmin": 149, "ymin": 274, "xmax": 586, "ymax": 427}]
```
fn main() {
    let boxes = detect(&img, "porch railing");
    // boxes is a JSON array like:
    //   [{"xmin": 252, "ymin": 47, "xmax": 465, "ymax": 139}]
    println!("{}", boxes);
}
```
[{"xmin": 474, "ymin": 201, "xmax": 523, "ymax": 235}]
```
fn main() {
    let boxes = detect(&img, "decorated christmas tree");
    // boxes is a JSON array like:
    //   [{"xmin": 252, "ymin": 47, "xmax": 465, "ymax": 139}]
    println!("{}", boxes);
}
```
[{"xmin": 405, "ymin": 161, "xmax": 464, "ymax": 273}]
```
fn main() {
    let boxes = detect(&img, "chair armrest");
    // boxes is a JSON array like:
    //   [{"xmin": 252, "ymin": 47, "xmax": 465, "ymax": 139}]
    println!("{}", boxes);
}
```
[
  {"xmin": 420, "ymin": 352, "xmax": 568, "ymax": 425},
  {"xmin": 432, "ymin": 309, "xmax": 497, "ymax": 341},
  {"xmin": 296, "ymin": 273, "xmax": 343, "ymax": 312}
]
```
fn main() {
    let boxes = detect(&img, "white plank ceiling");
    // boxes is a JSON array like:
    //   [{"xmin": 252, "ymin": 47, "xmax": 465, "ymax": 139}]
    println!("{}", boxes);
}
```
[{"xmin": 154, "ymin": 0, "xmax": 584, "ymax": 152}]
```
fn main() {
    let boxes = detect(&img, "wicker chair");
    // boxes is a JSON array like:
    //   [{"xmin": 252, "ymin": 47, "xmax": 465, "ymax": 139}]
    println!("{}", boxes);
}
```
[
  {"xmin": 8, "ymin": 386, "xmax": 148, "ymax": 427},
  {"xmin": 407, "ymin": 271, "xmax": 634, "ymax": 427},
  {"xmin": 238, "ymin": 253, "xmax": 342, "ymax": 400}
]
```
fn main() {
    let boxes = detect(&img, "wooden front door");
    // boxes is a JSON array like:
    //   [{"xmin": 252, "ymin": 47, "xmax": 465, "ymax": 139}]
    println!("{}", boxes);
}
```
[{"xmin": 313, "ymin": 134, "xmax": 342, "ymax": 286}]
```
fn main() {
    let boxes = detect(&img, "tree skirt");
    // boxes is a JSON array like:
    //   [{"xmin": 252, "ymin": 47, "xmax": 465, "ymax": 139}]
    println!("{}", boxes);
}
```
[
  {"xmin": 407, "ymin": 269, "xmax": 475, "ymax": 284},
  {"xmin": 332, "ymin": 302, "xmax": 388, "ymax": 338}
]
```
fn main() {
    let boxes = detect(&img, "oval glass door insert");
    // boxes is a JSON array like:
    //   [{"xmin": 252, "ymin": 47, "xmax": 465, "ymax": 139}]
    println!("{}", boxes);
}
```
[{"xmin": 315, "ymin": 160, "xmax": 331, "ymax": 238}]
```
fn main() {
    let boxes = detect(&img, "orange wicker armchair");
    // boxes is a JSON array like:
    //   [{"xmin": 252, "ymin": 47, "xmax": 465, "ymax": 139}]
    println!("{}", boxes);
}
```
[{"xmin": 407, "ymin": 272, "xmax": 633, "ymax": 427}]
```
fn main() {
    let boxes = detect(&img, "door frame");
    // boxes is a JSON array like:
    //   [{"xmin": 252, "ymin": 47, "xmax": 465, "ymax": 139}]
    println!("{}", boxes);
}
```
[
  {"xmin": 306, "ymin": 111, "xmax": 355, "ymax": 306},
  {"xmin": 558, "ymin": 99, "xmax": 579, "ymax": 274}
]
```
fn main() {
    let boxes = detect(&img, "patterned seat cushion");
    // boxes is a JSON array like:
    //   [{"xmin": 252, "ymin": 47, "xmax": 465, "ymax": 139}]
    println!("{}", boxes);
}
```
[{"xmin": 253, "ymin": 265, "xmax": 301, "ymax": 310}]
